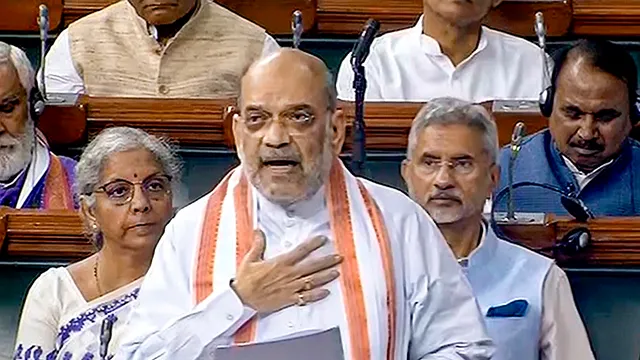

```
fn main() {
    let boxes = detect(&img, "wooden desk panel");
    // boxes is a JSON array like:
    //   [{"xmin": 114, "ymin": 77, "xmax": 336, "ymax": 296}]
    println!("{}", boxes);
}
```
[
  {"xmin": 316, "ymin": 0, "xmax": 571, "ymax": 36},
  {"xmin": 0, "ymin": 209, "xmax": 91, "ymax": 261},
  {"xmin": 38, "ymin": 98, "xmax": 550, "ymax": 150},
  {"xmin": 573, "ymin": 0, "xmax": 640, "ymax": 35},
  {"xmin": 83, "ymin": 97, "xmax": 235, "ymax": 147},
  {"xmin": 63, "ymin": 0, "xmax": 117, "ymax": 26},
  {"xmin": 1, "ymin": 0, "xmax": 63, "ymax": 32},
  {"xmin": 501, "ymin": 216, "xmax": 640, "ymax": 267}
]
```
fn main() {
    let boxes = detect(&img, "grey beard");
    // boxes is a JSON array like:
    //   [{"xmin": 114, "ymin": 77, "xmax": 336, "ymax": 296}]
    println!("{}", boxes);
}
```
[{"xmin": 0, "ymin": 120, "xmax": 35, "ymax": 182}]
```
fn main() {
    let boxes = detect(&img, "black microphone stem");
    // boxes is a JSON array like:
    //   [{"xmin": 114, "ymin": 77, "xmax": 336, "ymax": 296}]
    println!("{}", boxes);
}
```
[{"xmin": 351, "ymin": 64, "xmax": 367, "ymax": 177}]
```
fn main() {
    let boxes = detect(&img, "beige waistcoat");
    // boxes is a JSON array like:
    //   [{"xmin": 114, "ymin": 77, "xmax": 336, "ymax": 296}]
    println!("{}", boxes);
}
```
[{"xmin": 68, "ymin": 0, "xmax": 266, "ymax": 98}]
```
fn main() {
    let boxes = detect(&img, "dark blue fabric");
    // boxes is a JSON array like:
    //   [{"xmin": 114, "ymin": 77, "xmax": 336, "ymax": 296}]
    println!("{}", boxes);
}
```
[
  {"xmin": 486, "ymin": 299, "xmax": 529, "ymax": 318},
  {"xmin": 495, "ymin": 129, "xmax": 640, "ymax": 216}
]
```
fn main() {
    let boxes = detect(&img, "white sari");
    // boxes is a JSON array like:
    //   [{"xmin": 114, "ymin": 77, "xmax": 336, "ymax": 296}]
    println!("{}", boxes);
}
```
[{"xmin": 13, "ymin": 267, "xmax": 141, "ymax": 360}]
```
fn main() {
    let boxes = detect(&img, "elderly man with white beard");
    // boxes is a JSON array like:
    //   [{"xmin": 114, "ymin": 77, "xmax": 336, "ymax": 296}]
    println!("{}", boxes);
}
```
[{"xmin": 0, "ymin": 42, "xmax": 76, "ymax": 209}]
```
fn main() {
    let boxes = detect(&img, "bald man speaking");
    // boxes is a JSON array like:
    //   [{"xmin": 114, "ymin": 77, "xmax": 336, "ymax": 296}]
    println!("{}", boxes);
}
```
[{"xmin": 117, "ymin": 49, "xmax": 493, "ymax": 359}]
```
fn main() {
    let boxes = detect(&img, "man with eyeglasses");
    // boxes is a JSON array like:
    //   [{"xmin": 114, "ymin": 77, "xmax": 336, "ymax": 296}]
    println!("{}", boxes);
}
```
[
  {"xmin": 401, "ymin": 97, "xmax": 594, "ymax": 360},
  {"xmin": 118, "ymin": 49, "xmax": 494, "ymax": 360},
  {"xmin": 0, "ymin": 41, "xmax": 76, "ymax": 209}
]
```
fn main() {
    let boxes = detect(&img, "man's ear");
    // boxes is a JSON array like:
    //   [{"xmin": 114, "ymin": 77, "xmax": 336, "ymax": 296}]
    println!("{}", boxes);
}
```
[
  {"xmin": 401, "ymin": 159, "xmax": 411, "ymax": 189},
  {"xmin": 330, "ymin": 109, "xmax": 346, "ymax": 155},
  {"xmin": 232, "ymin": 113, "xmax": 243, "ymax": 155},
  {"xmin": 489, "ymin": 163, "xmax": 501, "ymax": 196}
]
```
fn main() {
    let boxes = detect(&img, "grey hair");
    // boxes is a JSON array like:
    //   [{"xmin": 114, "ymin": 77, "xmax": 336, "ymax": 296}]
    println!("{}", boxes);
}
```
[
  {"xmin": 406, "ymin": 97, "xmax": 499, "ymax": 163},
  {"xmin": 0, "ymin": 42, "xmax": 35, "ymax": 98},
  {"xmin": 76, "ymin": 127, "xmax": 182, "ymax": 209}
]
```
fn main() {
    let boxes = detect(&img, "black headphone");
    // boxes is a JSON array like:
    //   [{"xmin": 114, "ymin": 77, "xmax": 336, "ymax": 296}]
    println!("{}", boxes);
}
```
[
  {"xmin": 30, "ymin": 77, "xmax": 45, "ymax": 122},
  {"xmin": 538, "ymin": 42, "xmax": 640, "ymax": 125},
  {"xmin": 535, "ymin": 227, "xmax": 591, "ymax": 256}
]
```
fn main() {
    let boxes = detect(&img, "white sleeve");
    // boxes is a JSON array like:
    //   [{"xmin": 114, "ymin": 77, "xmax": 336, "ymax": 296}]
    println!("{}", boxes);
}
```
[
  {"xmin": 539, "ymin": 265, "xmax": 595, "ymax": 360},
  {"xmin": 42, "ymin": 29, "xmax": 86, "ymax": 95},
  {"xmin": 116, "ymin": 221, "xmax": 257, "ymax": 360},
  {"xmin": 261, "ymin": 34, "xmax": 280, "ymax": 58},
  {"xmin": 403, "ymin": 207, "xmax": 494, "ymax": 360},
  {"xmin": 335, "ymin": 51, "xmax": 384, "ymax": 101},
  {"xmin": 13, "ymin": 270, "xmax": 60, "ymax": 358}
]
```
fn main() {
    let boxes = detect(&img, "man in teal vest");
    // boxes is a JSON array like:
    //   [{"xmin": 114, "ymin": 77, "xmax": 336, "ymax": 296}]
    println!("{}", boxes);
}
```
[{"xmin": 401, "ymin": 97, "xmax": 594, "ymax": 359}]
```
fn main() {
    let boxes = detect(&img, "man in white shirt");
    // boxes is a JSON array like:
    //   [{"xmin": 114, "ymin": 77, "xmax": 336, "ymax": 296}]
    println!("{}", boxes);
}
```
[
  {"xmin": 44, "ymin": 0, "xmax": 279, "ymax": 97},
  {"xmin": 401, "ymin": 97, "xmax": 595, "ymax": 360},
  {"xmin": 117, "ymin": 49, "xmax": 494, "ymax": 359},
  {"xmin": 336, "ymin": 0, "xmax": 544, "ymax": 103}
]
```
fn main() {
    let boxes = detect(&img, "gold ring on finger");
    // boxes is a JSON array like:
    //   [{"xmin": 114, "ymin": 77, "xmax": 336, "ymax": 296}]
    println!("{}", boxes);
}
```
[
  {"xmin": 297, "ymin": 292, "xmax": 307, "ymax": 306},
  {"xmin": 304, "ymin": 278, "xmax": 313, "ymax": 291}
]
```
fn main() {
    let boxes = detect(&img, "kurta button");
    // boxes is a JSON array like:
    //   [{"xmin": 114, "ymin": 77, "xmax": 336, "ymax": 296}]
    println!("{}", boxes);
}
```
[
  {"xmin": 154, "ymin": 48, "xmax": 162, "ymax": 55},
  {"xmin": 158, "ymin": 85, "xmax": 169, "ymax": 94},
  {"xmin": 226, "ymin": 314, "xmax": 234, "ymax": 321}
]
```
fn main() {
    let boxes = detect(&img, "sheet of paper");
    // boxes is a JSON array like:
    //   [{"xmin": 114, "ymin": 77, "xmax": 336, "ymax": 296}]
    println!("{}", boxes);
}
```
[{"xmin": 213, "ymin": 327, "xmax": 344, "ymax": 360}]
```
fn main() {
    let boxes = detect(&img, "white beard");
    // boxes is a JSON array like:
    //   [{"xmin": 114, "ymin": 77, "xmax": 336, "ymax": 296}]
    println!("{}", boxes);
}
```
[{"xmin": 0, "ymin": 120, "xmax": 35, "ymax": 182}]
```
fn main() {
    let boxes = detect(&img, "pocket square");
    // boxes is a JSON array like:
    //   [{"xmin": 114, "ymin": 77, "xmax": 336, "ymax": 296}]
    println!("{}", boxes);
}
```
[{"xmin": 486, "ymin": 299, "xmax": 529, "ymax": 318}]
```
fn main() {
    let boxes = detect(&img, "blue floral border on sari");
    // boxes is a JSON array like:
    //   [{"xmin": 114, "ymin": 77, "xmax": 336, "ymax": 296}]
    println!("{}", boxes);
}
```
[{"xmin": 14, "ymin": 288, "xmax": 139, "ymax": 360}]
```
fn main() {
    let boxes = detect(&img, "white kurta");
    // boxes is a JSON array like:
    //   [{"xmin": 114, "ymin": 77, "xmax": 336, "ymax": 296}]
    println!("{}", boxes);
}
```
[
  {"xmin": 336, "ymin": 15, "xmax": 545, "ymax": 103},
  {"xmin": 117, "ymin": 168, "xmax": 493, "ymax": 359}
]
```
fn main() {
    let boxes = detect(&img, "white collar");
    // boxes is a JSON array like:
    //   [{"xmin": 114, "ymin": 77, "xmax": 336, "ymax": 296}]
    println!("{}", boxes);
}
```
[
  {"xmin": 255, "ymin": 184, "xmax": 327, "ymax": 221},
  {"xmin": 457, "ymin": 221, "xmax": 486, "ymax": 268},
  {"xmin": 561, "ymin": 155, "xmax": 614, "ymax": 190},
  {"xmin": 17, "ymin": 136, "xmax": 50, "ymax": 208},
  {"xmin": 413, "ymin": 15, "xmax": 489, "ymax": 59}
]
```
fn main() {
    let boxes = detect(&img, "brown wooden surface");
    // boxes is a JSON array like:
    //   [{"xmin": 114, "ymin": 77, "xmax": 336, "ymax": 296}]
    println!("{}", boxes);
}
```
[
  {"xmin": 0, "ymin": 0, "xmax": 63, "ymax": 32},
  {"xmin": 216, "ymin": 0, "xmax": 316, "ymax": 34},
  {"xmin": 500, "ymin": 216, "xmax": 640, "ymax": 266},
  {"xmin": 3, "ymin": 0, "xmax": 639, "ymax": 37},
  {"xmin": 316, "ymin": 0, "xmax": 572, "ymax": 37},
  {"xmin": 0, "ymin": 209, "xmax": 91, "ymax": 261},
  {"xmin": 572, "ymin": 0, "xmax": 640, "ymax": 35},
  {"xmin": 38, "ymin": 98, "xmax": 550, "ymax": 150},
  {"xmin": 84, "ymin": 97, "xmax": 235, "ymax": 147},
  {"xmin": 63, "ymin": 0, "xmax": 117, "ymax": 26}
]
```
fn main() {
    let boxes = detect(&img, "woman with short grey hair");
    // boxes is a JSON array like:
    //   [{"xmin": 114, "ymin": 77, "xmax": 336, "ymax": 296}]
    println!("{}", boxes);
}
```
[{"xmin": 14, "ymin": 127, "xmax": 181, "ymax": 359}]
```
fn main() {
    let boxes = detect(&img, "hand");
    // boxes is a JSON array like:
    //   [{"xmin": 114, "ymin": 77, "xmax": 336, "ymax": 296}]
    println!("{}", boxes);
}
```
[{"xmin": 231, "ymin": 230, "xmax": 342, "ymax": 314}]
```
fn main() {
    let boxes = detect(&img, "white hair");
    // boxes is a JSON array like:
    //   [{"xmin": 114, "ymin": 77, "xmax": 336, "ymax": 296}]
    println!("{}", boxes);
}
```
[
  {"xmin": 406, "ymin": 97, "xmax": 499, "ymax": 163},
  {"xmin": 0, "ymin": 42, "xmax": 36, "ymax": 98},
  {"xmin": 0, "ymin": 42, "xmax": 37, "ymax": 181}
]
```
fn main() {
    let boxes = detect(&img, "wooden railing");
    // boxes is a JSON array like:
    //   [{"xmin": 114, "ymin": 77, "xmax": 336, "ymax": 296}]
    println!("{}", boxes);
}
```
[
  {"xmin": 0, "ymin": 208, "xmax": 639, "ymax": 267},
  {"xmin": 0, "ymin": 209, "xmax": 91, "ymax": 261},
  {"xmin": 500, "ymin": 215, "xmax": 640, "ymax": 267},
  {"xmin": 5, "ymin": 0, "xmax": 640, "ymax": 37},
  {"xmin": 38, "ymin": 96, "xmax": 551, "ymax": 151}
]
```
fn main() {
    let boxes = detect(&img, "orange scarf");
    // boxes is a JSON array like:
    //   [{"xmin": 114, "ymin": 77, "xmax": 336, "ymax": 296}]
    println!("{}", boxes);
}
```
[
  {"xmin": 42, "ymin": 154, "xmax": 74, "ymax": 210},
  {"xmin": 194, "ymin": 159, "xmax": 397, "ymax": 359}
]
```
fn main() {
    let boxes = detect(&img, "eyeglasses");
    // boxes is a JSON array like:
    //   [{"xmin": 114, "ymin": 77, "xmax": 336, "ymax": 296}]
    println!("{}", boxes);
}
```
[
  {"xmin": 93, "ymin": 175, "xmax": 172, "ymax": 206},
  {"xmin": 418, "ymin": 159, "xmax": 477, "ymax": 176}
]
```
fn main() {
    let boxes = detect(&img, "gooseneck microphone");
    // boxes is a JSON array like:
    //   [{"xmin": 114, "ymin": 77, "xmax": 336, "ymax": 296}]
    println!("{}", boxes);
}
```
[
  {"xmin": 350, "ymin": 19, "xmax": 380, "ymax": 69},
  {"xmin": 99, "ymin": 316, "xmax": 114, "ymax": 360},
  {"xmin": 507, "ymin": 122, "xmax": 526, "ymax": 220},
  {"xmin": 292, "ymin": 10, "xmax": 303, "ymax": 49},
  {"xmin": 350, "ymin": 19, "xmax": 380, "ymax": 177},
  {"xmin": 38, "ymin": 4, "xmax": 49, "ymax": 101},
  {"xmin": 534, "ymin": 12, "xmax": 546, "ymax": 51}
]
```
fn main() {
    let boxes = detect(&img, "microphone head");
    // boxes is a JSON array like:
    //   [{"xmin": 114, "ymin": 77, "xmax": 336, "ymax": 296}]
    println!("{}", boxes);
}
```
[
  {"xmin": 511, "ymin": 121, "xmax": 527, "ymax": 150},
  {"xmin": 534, "ymin": 12, "xmax": 546, "ymax": 48},
  {"xmin": 39, "ymin": 4, "xmax": 49, "ymax": 17},
  {"xmin": 351, "ymin": 18, "xmax": 381, "ymax": 67}
]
